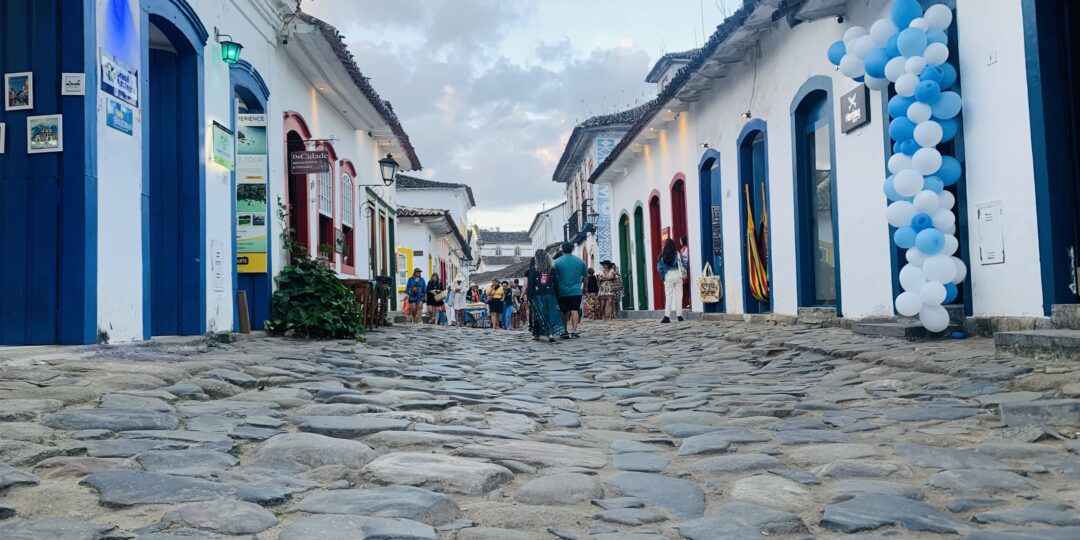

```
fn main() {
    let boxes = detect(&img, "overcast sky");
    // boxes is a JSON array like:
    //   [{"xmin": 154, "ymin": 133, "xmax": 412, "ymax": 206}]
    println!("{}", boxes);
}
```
[{"xmin": 304, "ymin": 0, "xmax": 732, "ymax": 231}]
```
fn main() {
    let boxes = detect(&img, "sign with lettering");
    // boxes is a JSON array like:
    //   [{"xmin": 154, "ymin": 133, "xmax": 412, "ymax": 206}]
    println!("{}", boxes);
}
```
[
  {"xmin": 236, "ymin": 114, "xmax": 268, "ymax": 273},
  {"xmin": 289, "ymin": 150, "xmax": 331, "ymax": 175},
  {"xmin": 976, "ymin": 201, "xmax": 1005, "ymax": 265},
  {"xmin": 710, "ymin": 205, "xmax": 723, "ymax": 256},
  {"xmin": 105, "ymin": 97, "xmax": 133, "ymax": 135},
  {"xmin": 840, "ymin": 84, "xmax": 870, "ymax": 133},
  {"xmin": 101, "ymin": 53, "xmax": 139, "ymax": 108}
]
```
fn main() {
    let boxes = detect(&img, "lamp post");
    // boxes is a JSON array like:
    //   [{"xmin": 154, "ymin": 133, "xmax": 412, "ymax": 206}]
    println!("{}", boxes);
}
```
[
  {"xmin": 215, "ymin": 28, "xmax": 243, "ymax": 64},
  {"xmin": 378, "ymin": 153, "xmax": 399, "ymax": 186}
]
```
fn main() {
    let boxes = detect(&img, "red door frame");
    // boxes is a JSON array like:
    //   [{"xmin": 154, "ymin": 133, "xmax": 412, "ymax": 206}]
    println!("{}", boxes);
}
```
[
  {"xmin": 283, "ymin": 111, "xmax": 313, "ymax": 259},
  {"xmin": 314, "ymin": 141, "xmax": 338, "ymax": 263},
  {"xmin": 670, "ymin": 174, "xmax": 691, "ymax": 309},
  {"xmin": 339, "ymin": 160, "xmax": 358, "ymax": 275},
  {"xmin": 648, "ymin": 192, "xmax": 664, "ymax": 310}
]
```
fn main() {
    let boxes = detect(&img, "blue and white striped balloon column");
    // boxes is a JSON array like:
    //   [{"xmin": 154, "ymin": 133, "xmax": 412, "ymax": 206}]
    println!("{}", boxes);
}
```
[{"xmin": 827, "ymin": 0, "xmax": 966, "ymax": 332}]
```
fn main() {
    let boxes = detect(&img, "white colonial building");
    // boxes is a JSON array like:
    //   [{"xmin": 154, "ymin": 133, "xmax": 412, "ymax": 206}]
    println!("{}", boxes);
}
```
[
  {"xmin": 475, "ymin": 230, "xmax": 532, "ymax": 273},
  {"xmin": 394, "ymin": 175, "xmax": 476, "ymax": 290},
  {"xmin": 528, "ymin": 202, "xmax": 567, "ymax": 254}
]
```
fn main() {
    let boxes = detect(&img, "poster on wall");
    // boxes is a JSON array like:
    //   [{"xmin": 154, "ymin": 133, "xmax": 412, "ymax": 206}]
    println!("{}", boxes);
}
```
[
  {"xmin": 105, "ymin": 97, "xmax": 133, "ymax": 135},
  {"xmin": 27, "ymin": 114, "xmax": 62, "ymax": 154},
  {"xmin": 211, "ymin": 121, "xmax": 234, "ymax": 170},
  {"xmin": 5, "ymin": 72, "xmax": 33, "ymax": 111},
  {"xmin": 236, "ymin": 114, "xmax": 268, "ymax": 273},
  {"xmin": 0, "ymin": 123, "xmax": 5, "ymax": 154},
  {"xmin": 100, "ymin": 53, "xmax": 138, "ymax": 108},
  {"xmin": 61, "ymin": 73, "xmax": 85, "ymax": 96}
]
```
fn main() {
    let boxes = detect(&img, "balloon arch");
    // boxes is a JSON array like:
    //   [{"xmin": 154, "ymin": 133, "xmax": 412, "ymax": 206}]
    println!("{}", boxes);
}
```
[{"xmin": 826, "ymin": 0, "xmax": 966, "ymax": 332}]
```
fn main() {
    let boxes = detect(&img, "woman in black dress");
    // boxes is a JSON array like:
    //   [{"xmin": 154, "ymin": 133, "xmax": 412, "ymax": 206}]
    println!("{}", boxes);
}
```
[{"xmin": 426, "ymin": 273, "xmax": 445, "ymax": 324}]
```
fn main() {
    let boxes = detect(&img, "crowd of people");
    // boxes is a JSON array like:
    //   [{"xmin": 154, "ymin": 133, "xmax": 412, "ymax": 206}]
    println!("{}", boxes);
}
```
[{"xmin": 401, "ymin": 238, "xmax": 691, "ymax": 339}]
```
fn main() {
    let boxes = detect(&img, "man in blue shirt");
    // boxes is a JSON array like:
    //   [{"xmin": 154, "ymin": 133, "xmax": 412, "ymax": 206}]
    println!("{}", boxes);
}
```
[{"xmin": 553, "ymin": 242, "xmax": 589, "ymax": 338}]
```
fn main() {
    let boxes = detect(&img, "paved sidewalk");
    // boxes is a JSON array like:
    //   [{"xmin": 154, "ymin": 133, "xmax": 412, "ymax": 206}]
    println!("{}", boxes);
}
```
[{"xmin": 1, "ymin": 319, "xmax": 1079, "ymax": 539}]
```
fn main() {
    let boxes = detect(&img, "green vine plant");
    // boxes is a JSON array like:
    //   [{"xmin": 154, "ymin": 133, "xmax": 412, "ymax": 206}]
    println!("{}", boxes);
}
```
[{"xmin": 265, "ymin": 197, "xmax": 364, "ymax": 339}]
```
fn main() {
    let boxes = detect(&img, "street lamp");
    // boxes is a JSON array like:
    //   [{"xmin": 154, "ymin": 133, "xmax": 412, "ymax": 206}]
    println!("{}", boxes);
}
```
[
  {"xmin": 378, "ymin": 153, "xmax": 399, "ymax": 186},
  {"xmin": 215, "ymin": 29, "xmax": 243, "ymax": 64}
]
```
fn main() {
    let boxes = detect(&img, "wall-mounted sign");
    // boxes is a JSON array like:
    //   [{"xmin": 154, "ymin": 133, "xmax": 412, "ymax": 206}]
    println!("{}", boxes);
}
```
[
  {"xmin": 100, "ymin": 53, "xmax": 138, "ymax": 108},
  {"xmin": 211, "ymin": 121, "xmax": 234, "ymax": 170},
  {"xmin": 976, "ymin": 201, "xmax": 1005, "ymax": 266},
  {"xmin": 27, "ymin": 114, "xmax": 62, "ymax": 154},
  {"xmin": 840, "ymin": 84, "xmax": 871, "ymax": 133},
  {"xmin": 236, "ymin": 114, "xmax": 268, "ymax": 273},
  {"xmin": 289, "ymin": 150, "xmax": 331, "ymax": 174},
  {"xmin": 61, "ymin": 73, "xmax": 85, "ymax": 96},
  {"xmin": 105, "ymin": 97, "xmax": 133, "ymax": 135},
  {"xmin": 710, "ymin": 205, "xmax": 723, "ymax": 256},
  {"xmin": 0, "ymin": 123, "xmax": 5, "ymax": 154}
]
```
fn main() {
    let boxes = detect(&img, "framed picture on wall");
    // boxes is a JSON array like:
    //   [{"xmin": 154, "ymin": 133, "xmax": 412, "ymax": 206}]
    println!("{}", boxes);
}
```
[
  {"xmin": 0, "ymin": 123, "xmax": 5, "ymax": 154},
  {"xmin": 27, "ymin": 114, "xmax": 63, "ymax": 154},
  {"xmin": 5, "ymin": 72, "xmax": 33, "ymax": 111}
]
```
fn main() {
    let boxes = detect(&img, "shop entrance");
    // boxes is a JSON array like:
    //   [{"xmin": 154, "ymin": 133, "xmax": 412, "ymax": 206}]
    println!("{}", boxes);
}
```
[{"xmin": 648, "ymin": 194, "xmax": 664, "ymax": 310}]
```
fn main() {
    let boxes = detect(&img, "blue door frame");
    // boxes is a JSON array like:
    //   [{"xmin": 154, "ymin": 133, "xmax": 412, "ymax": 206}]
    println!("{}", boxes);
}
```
[
  {"xmin": 0, "ymin": 0, "xmax": 98, "ymax": 344},
  {"xmin": 230, "ymin": 60, "xmax": 272, "ymax": 331},
  {"xmin": 737, "ymin": 119, "xmax": 773, "ymax": 314},
  {"xmin": 140, "ymin": 0, "xmax": 207, "ymax": 338},
  {"xmin": 791, "ymin": 76, "xmax": 842, "ymax": 315},
  {"xmin": 697, "ymin": 149, "xmax": 725, "ymax": 313}
]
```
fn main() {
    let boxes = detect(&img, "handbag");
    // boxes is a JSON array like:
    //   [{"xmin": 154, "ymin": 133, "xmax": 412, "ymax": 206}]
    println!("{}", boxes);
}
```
[
  {"xmin": 677, "ymin": 254, "xmax": 688, "ymax": 280},
  {"xmin": 434, "ymin": 290, "xmax": 448, "ymax": 302},
  {"xmin": 697, "ymin": 262, "xmax": 723, "ymax": 303}
]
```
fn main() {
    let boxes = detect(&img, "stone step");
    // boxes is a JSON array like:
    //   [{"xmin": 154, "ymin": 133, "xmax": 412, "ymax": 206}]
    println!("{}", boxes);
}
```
[
  {"xmin": 850, "ymin": 322, "xmax": 928, "ymax": 339},
  {"xmin": 995, "ymin": 329, "xmax": 1080, "ymax": 359},
  {"xmin": 1051, "ymin": 304, "xmax": 1080, "ymax": 330},
  {"xmin": 618, "ymin": 310, "xmax": 701, "ymax": 320}
]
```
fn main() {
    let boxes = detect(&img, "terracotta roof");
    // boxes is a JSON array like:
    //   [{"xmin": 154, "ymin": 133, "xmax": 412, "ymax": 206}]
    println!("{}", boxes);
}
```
[
  {"xmin": 396, "ymin": 174, "xmax": 476, "ymax": 207},
  {"xmin": 644, "ymin": 48, "xmax": 699, "ymax": 83},
  {"xmin": 552, "ymin": 102, "xmax": 652, "ymax": 184},
  {"xmin": 471, "ymin": 258, "xmax": 532, "ymax": 283},
  {"xmin": 397, "ymin": 206, "xmax": 472, "ymax": 260},
  {"xmin": 477, "ymin": 230, "xmax": 531, "ymax": 245},
  {"xmin": 297, "ymin": 11, "xmax": 421, "ymax": 171}
]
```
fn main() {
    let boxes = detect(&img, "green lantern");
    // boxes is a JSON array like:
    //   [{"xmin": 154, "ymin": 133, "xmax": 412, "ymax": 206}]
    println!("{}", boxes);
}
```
[{"xmin": 220, "ymin": 40, "xmax": 243, "ymax": 64}]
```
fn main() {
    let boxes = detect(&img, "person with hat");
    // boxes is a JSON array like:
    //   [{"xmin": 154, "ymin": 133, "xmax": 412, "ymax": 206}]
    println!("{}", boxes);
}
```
[
  {"xmin": 404, "ymin": 268, "xmax": 426, "ymax": 324},
  {"xmin": 450, "ymin": 275, "xmax": 466, "ymax": 327}
]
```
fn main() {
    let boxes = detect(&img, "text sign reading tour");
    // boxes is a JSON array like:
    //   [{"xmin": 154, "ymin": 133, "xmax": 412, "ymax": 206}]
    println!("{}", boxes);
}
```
[
  {"xmin": 289, "ymin": 150, "xmax": 331, "ymax": 174},
  {"xmin": 840, "ymin": 84, "xmax": 871, "ymax": 133}
]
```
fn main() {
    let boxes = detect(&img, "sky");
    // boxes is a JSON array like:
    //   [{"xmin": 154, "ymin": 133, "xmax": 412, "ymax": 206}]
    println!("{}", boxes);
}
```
[{"xmin": 304, "ymin": 0, "xmax": 733, "ymax": 231}]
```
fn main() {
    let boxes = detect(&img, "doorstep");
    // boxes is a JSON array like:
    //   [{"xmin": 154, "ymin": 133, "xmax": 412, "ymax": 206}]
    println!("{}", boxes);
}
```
[
  {"xmin": 995, "ymin": 329, "xmax": 1080, "ymax": 360},
  {"xmin": 619, "ymin": 310, "xmax": 701, "ymax": 320}
]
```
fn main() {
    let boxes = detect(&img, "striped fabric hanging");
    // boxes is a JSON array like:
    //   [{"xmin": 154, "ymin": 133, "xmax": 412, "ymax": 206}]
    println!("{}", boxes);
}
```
[{"xmin": 745, "ymin": 185, "xmax": 770, "ymax": 304}]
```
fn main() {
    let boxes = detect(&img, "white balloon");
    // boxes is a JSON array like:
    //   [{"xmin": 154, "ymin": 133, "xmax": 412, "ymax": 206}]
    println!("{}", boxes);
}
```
[
  {"xmin": 919, "ymin": 281, "xmax": 947, "ymax": 305},
  {"xmin": 905, "ymin": 56, "xmax": 927, "ymax": 75},
  {"xmin": 853, "ymin": 35, "xmax": 876, "ymax": 59},
  {"xmin": 913, "ymin": 190, "xmax": 940, "ymax": 213},
  {"xmin": 925, "ymin": 4, "xmax": 954, "ymax": 31},
  {"xmin": 914, "ymin": 121, "xmax": 944, "ymax": 147},
  {"xmin": 894, "ymin": 169, "xmax": 925, "ymax": 197},
  {"xmin": 940, "ymin": 222, "xmax": 957, "ymax": 235},
  {"xmin": 942, "ymin": 234, "xmax": 959, "ymax": 255},
  {"xmin": 886, "ymin": 200, "xmax": 917, "ymax": 228},
  {"xmin": 939, "ymin": 190, "xmax": 956, "ymax": 210},
  {"xmin": 910, "ymin": 17, "xmax": 930, "ymax": 31},
  {"xmin": 932, "ymin": 208, "xmax": 955, "ymax": 230},
  {"xmin": 907, "ymin": 248, "xmax": 928, "ymax": 267},
  {"xmin": 924, "ymin": 254, "xmax": 957, "ymax": 283},
  {"xmin": 888, "ymin": 153, "xmax": 913, "ymax": 175},
  {"xmin": 865, "ymin": 75, "xmax": 889, "ymax": 91},
  {"xmin": 913, "ymin": 148, "xmax": 943, "ymax": 175},
  {"xmin": 907, "ymin": 102, "xmax": 933, "ymax": 124},
  {"xmin": 871, "ymin": 18, "xmax": 898, "ymax": 47},
  {"xmin": 919, "ymin": 304, "xmax": 950, "ymax": 332},
  {"xmin": 844, "ymin": 26, "xmax": 868, "ymax": 47},
  {"xmin": 896, "ymin": 74, "xmax": 919, "ymax": 97},
  {"xmin": 924, "ymin": 42, "xmax": 950, "ymax": 66},
  {"xmin": 900, "ymin": 264, "xmax": 927, "ymax": 292},
  {"xmin": 840, "ymin": 54, "xmax": 865, "ymax": 78},
  {"xmin": 896, "ymin": 291, "xmax": 923, "ymax": 316},
  {"xmin": 952, "ymin": 257, "xmax": 968, "ymax": 284},
  {"xmin": 885, "ymin": 56, "xmax": 908, "ymax": 82}
]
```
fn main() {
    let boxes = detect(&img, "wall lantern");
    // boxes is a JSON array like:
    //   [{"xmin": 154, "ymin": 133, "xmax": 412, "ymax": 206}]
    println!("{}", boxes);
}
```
[
  {"xmin": 215, "ymin": 28, "xmax": 243, "ymax": 64},
  {"xmin": 378, "ymin": 153, "xmax": 400, "ymax": 186}
]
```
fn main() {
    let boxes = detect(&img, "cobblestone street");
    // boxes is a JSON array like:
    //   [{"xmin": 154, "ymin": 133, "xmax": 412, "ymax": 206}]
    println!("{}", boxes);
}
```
[{"xmin": 2, "ymin": 319, "xmax": 1080, "ymax": 539}]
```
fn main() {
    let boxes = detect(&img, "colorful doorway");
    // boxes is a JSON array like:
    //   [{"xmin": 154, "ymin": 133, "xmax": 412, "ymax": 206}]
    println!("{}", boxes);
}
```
[
  {"xmin": 738, "ymin": 120, "xmax": 771, "ymax": 314},
  {"xmin": 619, "ymin": 212, "xmax": 634, "ymax": 309},
  {"xmin": 633, "ymin": 204, "xmax": 648, "ymax": 310},
  {"xmin": 648, "ymin": 193, "xmax": 663, "ymax": 310},
  {"xmin": 670, "ymin": 175, "xmax": 690, "ymax": 309},
  {"xmin": 698, "ymin": 150, "xmax": 724, "ymax": 313}
]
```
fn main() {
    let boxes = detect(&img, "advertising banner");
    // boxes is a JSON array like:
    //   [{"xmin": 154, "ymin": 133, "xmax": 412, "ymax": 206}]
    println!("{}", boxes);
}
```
[
  {"xmin": 289, "ymin": 150, "xmax": 331, "ymax": 174},
  {"xmin": 236, "ymin": 114, "xmax": 268, "ymax": 273}
]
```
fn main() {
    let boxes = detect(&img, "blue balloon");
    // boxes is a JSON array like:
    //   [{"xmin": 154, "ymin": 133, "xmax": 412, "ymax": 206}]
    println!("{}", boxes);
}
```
[
  {"xmin": 940, "ymin": 63, "xmax": 958, "ymax": 89},
  {"xmin": 889, "ymin": 118, "xmax": 917, "ymax": 142},
  {"xmin": 937, "ymin": 156, "xmax": 962, "ymax": 186},
  {"xmin": 892, "ymin": 0, "xmax": 923, "ymax": 28},
  {"xmin": 920, "ymin": 66, "xmax": 944, "ymax": 85},
  {"xmin": 894, "ymin": 227, "xmax": 917, "ymax": 249},
  {"xmin": 915, "ymin": 80, "xmax": 942, "ymax": 104},
  {"xmin": 900, "ymin": 139, "xmax": 920, "ymax": 156},
  {"xmin": 933, "ymin": 91, "xmax": 963, "ymax": 119},
  {"xmin": 888, "ymin": 95, "xmax": 916, "ymax": 118},
  {"xmin": 854, "ymin": 75, "xmax": 865, "ymax": 83},
  {"xmin": 939, "ymin": 119, "xmax": 958, "ymax": 142},
  {"xmin": 893, "ymin": 140, "xmax": 904, "ymax": 154},
  {"xmin": 927, "ymin": 29, "xmax": 948, "ymax": 45},
  {"xmin": 916, "ymin": 228, "xmax": 945, "ymax": 254},
  {"xmin": 898, "ymin": 28, "xmax": 929, "ymax": 58},
  {"xmin": 828, "ymin": 40, "xmax": 846, "ymax": 66},
  {"xmin": 865, "ymin": 48, "xmax": 891, "ymax": 79},
  {"xmin": 912, "ymin": 213, "xmax": 933, "ymax": 231},
  {"xmin": 886, "ymin": 33, "xmax": 901, "ymax": 58},
  {"xmin": 944, "ymin": 283, "xmax": 958, "ymax": 304},
  {"xmin": 923, "ymin": 176, "xmax": 944, "ymax": 193}
]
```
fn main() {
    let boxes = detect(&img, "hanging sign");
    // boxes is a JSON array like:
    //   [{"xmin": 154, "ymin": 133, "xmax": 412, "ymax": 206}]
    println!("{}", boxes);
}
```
[
  {"xmin": 289, "ymin": 150, "xmax": 331, "ymax": 174},
  {"xmin": 840, "ymin": 84, "xmax": 870, "ymax": 133},
  {"xmin": 710, "ymin": 205, "xmax": 723, "ymax": 256},
  {"xmin": 100, "ymin": 53, "xmax": 139, "ymax": 108},
  {"xmin": 236, "ymin": 114, "xmax": 268, "ymax": 273},
  {"xmin": 211, "ymin": 121, "xmax": 234, "ymax": 170},
  {"xmin": 105, "ymin": 97, "xmax": 133, "ymax": 135}
]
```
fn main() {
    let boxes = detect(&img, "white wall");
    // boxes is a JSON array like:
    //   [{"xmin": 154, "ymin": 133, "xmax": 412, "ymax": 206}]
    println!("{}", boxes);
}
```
[{"xmin": 397, "ymin": 189, "xmax": 472, "ymax": 232}]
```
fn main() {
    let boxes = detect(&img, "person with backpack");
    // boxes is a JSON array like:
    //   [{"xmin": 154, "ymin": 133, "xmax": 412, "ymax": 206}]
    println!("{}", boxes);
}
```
[
  {"xmin": 527, "ymin": 249, "xmax": 566, "ymax": 342},
  {"xmin": 657, "ymin": 238, "xmax": 688, "ymax": 323}
]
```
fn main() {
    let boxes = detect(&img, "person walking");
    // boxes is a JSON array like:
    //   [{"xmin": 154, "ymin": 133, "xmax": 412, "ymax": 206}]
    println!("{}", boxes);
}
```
[
  {"xmin": 584, "ymin": 268, "xmax": 601, "ymax": 320},
  {"xmin": 501, "ymin": 280, "xmax": 515, "ymax": 330},
  {"xmin": 426, "ymin": 273, "xmax": 445, "ymax": 325},
  {"xmin": 485, "ymin": 279, "xmax": 505, "ymax": 329},
  {"xmin": 657, "ymin": 238, "xmax": 688, "ymax": 323},
  {"xmin": 450, "ymin": 276, "xmax": 466, "ymax": 327},
  {"xmin": 527, "ymin": 249, "xmax": 566, "ymax": 342},
  {"xmin": 679, "ymin": 235, "xmax": 692, "ymax": 310},
  {"xmin": 597, "ymin": 260, "xmax": 622, "ymax": 320},
  {"xmin": 554, "ymin": 242, "xmax": 588, "ymax": 338},
  {"xmin": 405, "ymin": 269, "xmax": 426, "ymax": 324}
]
